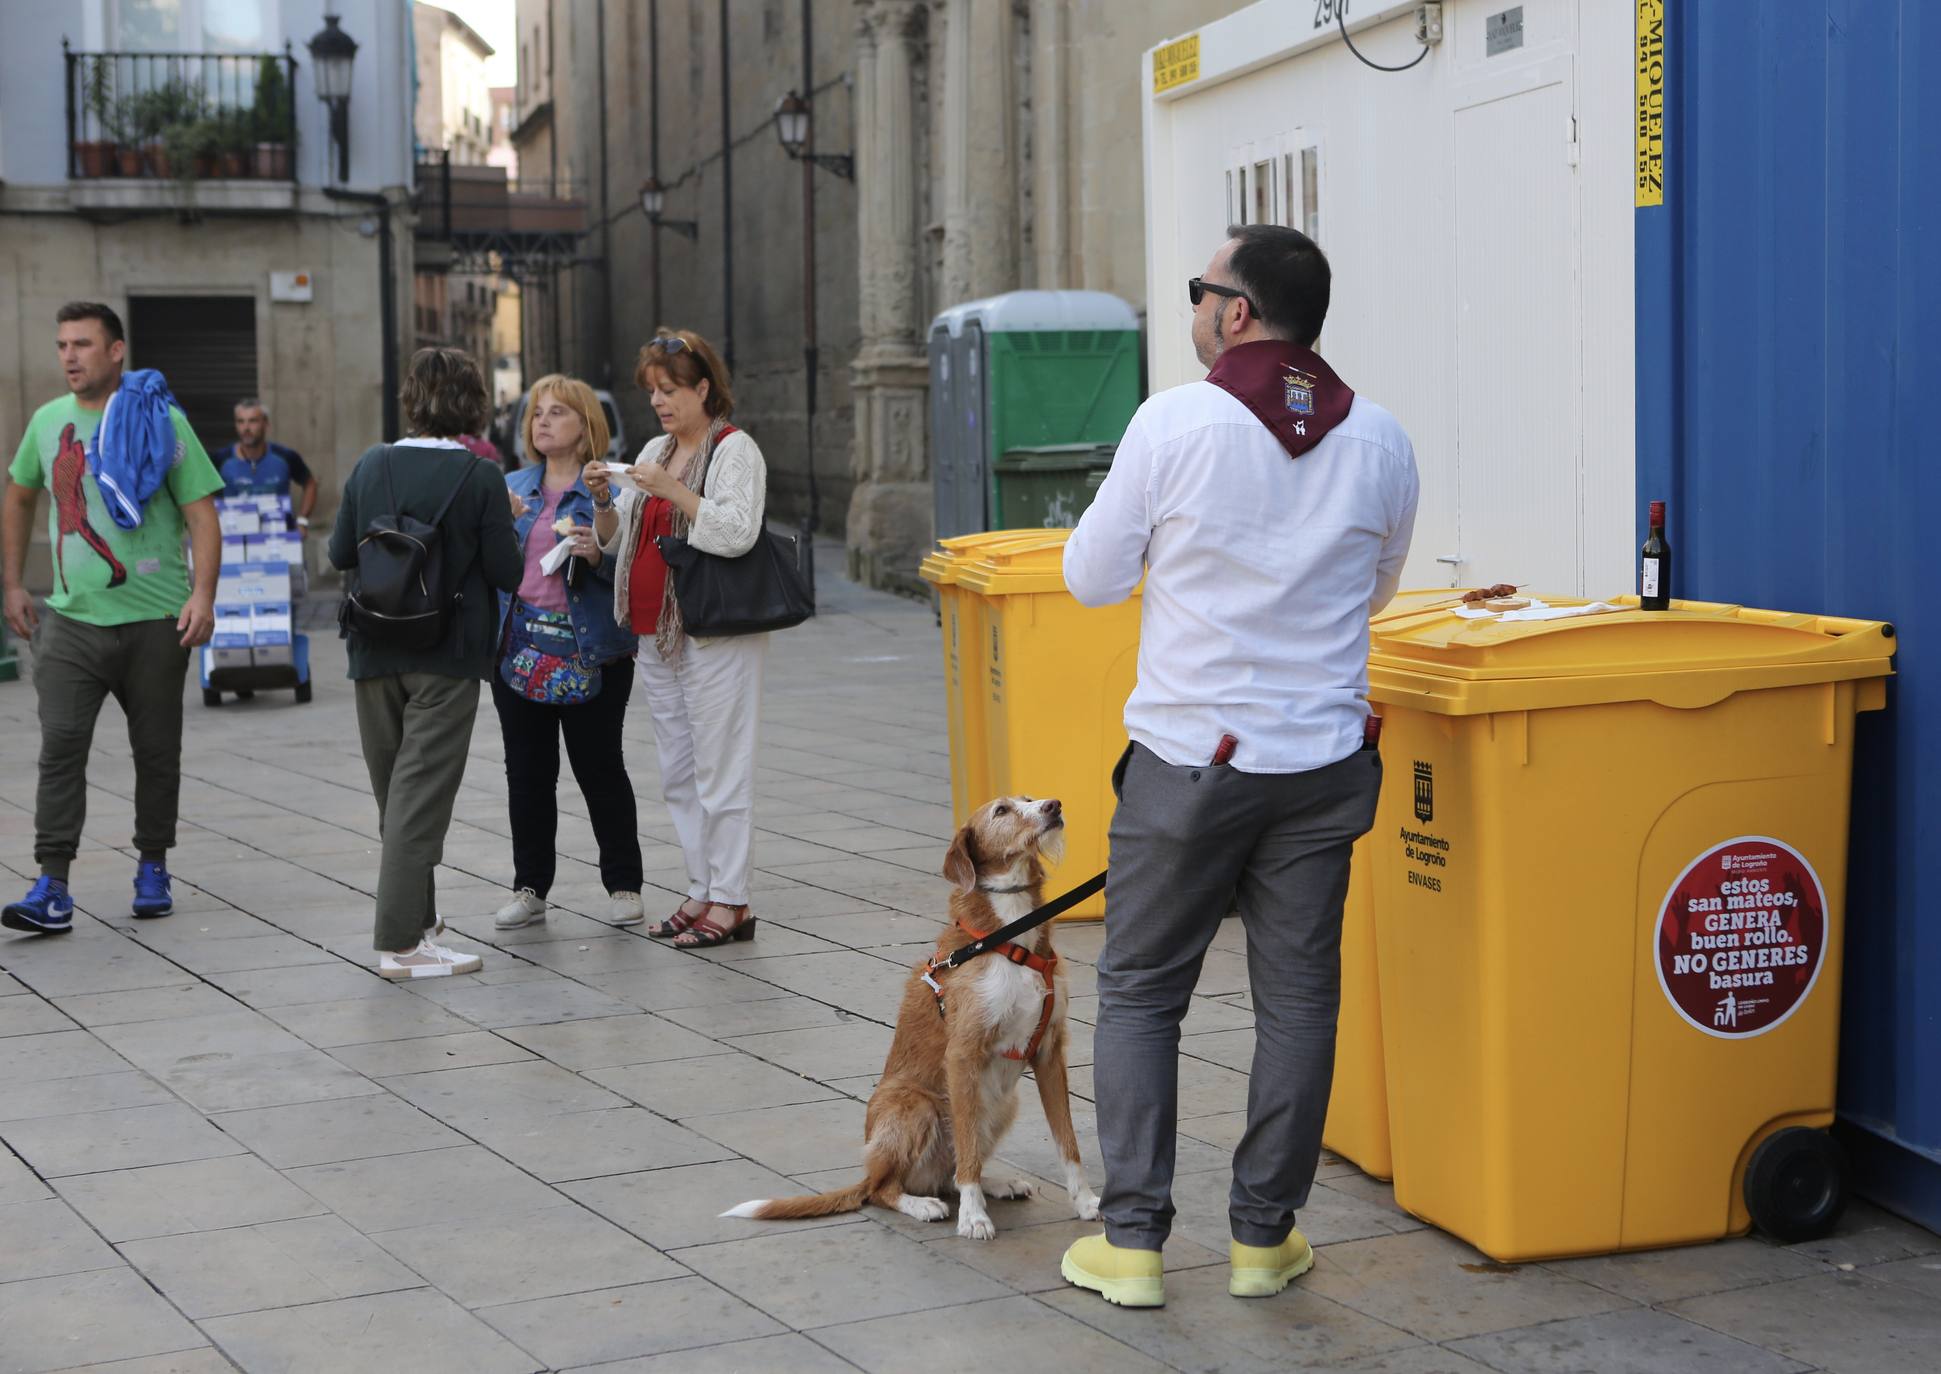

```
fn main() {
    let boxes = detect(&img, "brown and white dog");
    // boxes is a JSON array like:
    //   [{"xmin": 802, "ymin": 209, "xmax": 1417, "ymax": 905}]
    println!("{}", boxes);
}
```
[{"xmin": 723, "ymin": 794, "xmax": 1099, "ymax": 1240}]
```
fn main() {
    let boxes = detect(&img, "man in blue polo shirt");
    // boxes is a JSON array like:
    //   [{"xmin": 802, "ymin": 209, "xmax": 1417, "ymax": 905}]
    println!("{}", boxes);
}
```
[{"xmin": 213, "ymin": 398, "xmax": 318, "ymax": 529}]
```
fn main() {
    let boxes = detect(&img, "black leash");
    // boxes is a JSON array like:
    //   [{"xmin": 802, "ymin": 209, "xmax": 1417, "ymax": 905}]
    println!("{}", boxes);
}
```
[{"xmin": 931, "ymin": 870, "xmax": 1108, "ymax": 976}]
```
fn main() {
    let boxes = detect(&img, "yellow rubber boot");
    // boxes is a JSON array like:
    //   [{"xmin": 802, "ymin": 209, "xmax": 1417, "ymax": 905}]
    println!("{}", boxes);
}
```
[
  {"xmin": 1061, "ymin": 1233, "xmax": 1165, "ymax": 1308},
  {"xmin": 1229, "ymin": 1229, "xmax": 1314, "ymax": 1297}
]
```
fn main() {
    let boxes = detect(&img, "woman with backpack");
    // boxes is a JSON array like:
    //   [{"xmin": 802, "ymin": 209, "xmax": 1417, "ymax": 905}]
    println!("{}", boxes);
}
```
[
  {"xmin": 329, "ymin": 347, "xmax": 522, "ymax": 979},
  {"xmin": 587, "ymin": 329, "xmax": 767, "ymax": 950},
  {"xmin": 489, "ymin": 375, "xmax": 645, "ymax": 932}
]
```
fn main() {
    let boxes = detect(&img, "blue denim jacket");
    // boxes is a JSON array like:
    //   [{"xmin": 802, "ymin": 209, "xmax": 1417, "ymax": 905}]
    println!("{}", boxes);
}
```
[{"xmin": 496, "ymin": 465, "xmax": 636, "ymax": 666}]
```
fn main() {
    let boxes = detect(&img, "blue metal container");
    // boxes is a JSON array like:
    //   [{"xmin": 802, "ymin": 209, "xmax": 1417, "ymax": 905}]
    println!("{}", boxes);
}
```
[{"xmin": 1635, "ymin": 1, "xmax": 1941, "ymax": 1230}]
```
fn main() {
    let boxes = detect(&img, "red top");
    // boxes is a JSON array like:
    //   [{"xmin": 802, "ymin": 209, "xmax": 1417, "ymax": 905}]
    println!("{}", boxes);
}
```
[
  {"xmin": 626, "ymin": 497, "xmax": 677, "ymax": 635},
  {"xmin": 625, "ymin": 425, "xmax": 738, "ymax": 636}
]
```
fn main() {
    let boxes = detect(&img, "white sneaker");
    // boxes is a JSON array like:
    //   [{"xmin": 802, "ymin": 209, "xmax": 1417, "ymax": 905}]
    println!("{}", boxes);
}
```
[
  {"xmin": 607, "ymin": 891, "xmax": 644, "ymax": 926},
  {"xmin": 493, "ymin": 889, "xmax": 547, "ymax": 930},
  {"xmin": 378, "ymin": 938, "xmax": 483, "ymax": 980}
]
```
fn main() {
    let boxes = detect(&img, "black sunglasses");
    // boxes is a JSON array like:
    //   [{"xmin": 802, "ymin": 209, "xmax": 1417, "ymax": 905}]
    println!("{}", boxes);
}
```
[{"xmin": 1188, "ymin": 277, "xmax": 1254, "ymax": 313}]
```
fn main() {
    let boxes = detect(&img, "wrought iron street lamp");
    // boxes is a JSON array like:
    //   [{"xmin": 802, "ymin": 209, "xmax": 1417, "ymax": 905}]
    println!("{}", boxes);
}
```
[
  {"xmin": 639, "ymin": 177, "xmax": 697, "ymax": 239},
  {"xmin": 307, "ymin": 13, "xmax": 358, "ymax": 182},
  {"xmin": 772, "ymin": 90, "xmax": 852, "ymax": 181}
]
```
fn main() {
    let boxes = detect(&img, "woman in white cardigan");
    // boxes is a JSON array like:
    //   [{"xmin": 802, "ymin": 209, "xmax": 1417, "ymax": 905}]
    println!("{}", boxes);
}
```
[{"xmin": 587, "ymin": 329, "xmax": 767, "ymax": 949}]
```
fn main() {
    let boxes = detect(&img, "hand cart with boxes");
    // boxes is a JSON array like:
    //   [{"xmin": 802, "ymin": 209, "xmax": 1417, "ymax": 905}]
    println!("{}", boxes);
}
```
[{"xmin": 199, "ymin": 492, "xmax": 312, "ymax": 705}]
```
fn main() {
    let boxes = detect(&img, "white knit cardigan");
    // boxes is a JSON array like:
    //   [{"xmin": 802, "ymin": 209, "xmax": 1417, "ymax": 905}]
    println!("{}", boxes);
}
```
[{"xmin": 598, "ymin": 428, "xmax": 768, "ymax": 648}]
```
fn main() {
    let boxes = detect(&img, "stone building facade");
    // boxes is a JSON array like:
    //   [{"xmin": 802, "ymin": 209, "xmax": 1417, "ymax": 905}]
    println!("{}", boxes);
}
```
[
  {"xmin": 517, "ymin": 0, "xmax": 1256, "ymax": 591},
  {"xmin": 0, "ymin": 0, "xmax": 417, "ymax": 590}
]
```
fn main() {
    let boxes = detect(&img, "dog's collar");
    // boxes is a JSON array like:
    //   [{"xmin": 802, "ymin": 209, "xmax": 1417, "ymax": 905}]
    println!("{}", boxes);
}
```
[{"xmin": 977, "ymin": 882, "xmax": 1032, "ymax": 895}]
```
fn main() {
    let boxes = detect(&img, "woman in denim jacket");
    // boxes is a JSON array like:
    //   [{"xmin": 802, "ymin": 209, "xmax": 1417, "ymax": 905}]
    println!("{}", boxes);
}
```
[{"xmin": 490, "ymin": 375, "xmax": 644, "ymax": 930}]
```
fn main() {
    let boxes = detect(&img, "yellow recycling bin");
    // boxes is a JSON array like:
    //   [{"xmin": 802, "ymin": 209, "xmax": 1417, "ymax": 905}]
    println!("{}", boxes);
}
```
[
  {"xmin": 921, "ymin": 532, "xmax": 1073, "ymax": 826},
  {"xmin": 936, "ymin": 531, "xmax": 1142, "ymax": 918},
  {"xmin": 1364, "ymin": 595, "xmax": 1894, "ymax": 1260},
  {"xmin": 1322, "ymin": 588, "xmax": 1476, "ymax": 1182},
  {"xmin": 1324, "ymin": 826, "xmax": 1394, "ymax": 1177}
]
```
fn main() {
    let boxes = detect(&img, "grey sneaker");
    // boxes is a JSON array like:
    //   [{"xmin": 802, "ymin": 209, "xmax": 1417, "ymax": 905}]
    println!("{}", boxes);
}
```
[
  {"xmin": 607, "ymin": 891, "xmax": 644, "ymax": 926},
  {"xmin": 493, "ymin": 889, "xmax": 546, "ymax": 930}
]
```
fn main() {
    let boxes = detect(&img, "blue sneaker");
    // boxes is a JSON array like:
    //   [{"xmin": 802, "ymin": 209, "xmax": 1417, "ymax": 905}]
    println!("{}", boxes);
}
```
[
  {"xmin": 132, "ymin": 861, "xmax": 173, "ymax": 919},
  {"xmin": 3, "ymin": 876, "xmax": 74, "ymax": 934}
]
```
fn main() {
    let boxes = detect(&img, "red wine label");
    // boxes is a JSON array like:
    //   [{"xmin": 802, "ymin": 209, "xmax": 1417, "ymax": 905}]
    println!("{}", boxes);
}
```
[
  {"xmin": 1642, "ymin": 556, "xmax": 1663, "ymax": 598},
  {"xmin": 1654, "ymin": 837, "xmax": 1827, "ymax": 1038}
]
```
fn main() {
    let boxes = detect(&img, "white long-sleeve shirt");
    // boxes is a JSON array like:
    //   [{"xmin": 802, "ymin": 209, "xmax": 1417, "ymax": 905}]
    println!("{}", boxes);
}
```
[
  {"xmin": 598, "ymin": 428, "xmax": 767, "ymax": 646},
  {"xmin": 1064, "ymin": 379, "xmax": 1419, "ymax": 773}
]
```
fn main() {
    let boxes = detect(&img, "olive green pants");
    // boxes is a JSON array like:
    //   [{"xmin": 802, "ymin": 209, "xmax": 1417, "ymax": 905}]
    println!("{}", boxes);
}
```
[
  {"xmin": 32, "ymin": 611, "xmax": 189, "ymax": 881},
  {"xmin": 354, "ymin": 672, "xmax": 480, "ymax": 951}
]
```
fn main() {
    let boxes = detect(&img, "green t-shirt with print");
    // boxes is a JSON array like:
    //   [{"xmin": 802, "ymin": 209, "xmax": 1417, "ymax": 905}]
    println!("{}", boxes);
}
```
[{"xmin": 8, "ymin": 394, "xmax": 224, "ymax": 627}]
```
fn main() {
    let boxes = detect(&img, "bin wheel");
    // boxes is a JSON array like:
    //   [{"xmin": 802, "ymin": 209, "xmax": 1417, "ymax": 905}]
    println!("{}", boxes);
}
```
[
  {"xmin": 1745, "ymin": 1127, "xmax": 1848, "ymax": 1243},
  {"xmin": 294, "ymin": 680, "xmax": 313, "ymax": 704},
  {"xmin": 202, "ymin": 688, "xmax": 223, "ymax": 707}
]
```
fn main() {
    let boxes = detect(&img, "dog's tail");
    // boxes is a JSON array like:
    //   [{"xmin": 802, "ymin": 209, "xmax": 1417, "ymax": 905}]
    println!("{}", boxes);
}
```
[{"xmin": 721, "ymin": 1179, "xmax": 871, "ymax": 1221}]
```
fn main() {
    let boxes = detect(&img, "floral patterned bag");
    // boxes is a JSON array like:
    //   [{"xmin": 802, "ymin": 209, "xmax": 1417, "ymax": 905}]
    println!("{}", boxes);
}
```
[{"xmin": 499, "ymin": 602, "xmax": 600, "ymax": 705}]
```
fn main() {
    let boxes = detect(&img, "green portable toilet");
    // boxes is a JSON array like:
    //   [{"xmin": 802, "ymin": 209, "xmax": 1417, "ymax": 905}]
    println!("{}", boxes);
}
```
[
  {"xmin": 991, "ymin": 443, "xmax": 1119, "ymax": 530},
  {"xmin": 928, "ymin": 290, "xmax": 1140, "ymax": 540}
]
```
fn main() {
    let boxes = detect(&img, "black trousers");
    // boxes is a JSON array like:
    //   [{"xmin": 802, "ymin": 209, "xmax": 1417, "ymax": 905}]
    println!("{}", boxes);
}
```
[{"xmin": 489, "ymin": 662, "xmax": 643, "ymax": 898}]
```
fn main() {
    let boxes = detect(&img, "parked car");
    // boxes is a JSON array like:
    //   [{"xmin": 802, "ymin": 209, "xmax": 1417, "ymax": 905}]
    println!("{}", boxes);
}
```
[{"xmin": 495, "ymin": 389, "xmax": 628, "ymax": 468}]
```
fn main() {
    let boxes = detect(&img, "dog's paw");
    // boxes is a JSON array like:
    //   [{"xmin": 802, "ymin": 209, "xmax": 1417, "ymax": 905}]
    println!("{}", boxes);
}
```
[
  {"xmin": 957, "ymin": 1210, "xmax": 998, "ymax": 1241},
  {"xmin": 1072, "ymin": 1187, "xmax": 1101, "ymax": 1221},
  {"xmin": 987, "ymin": 1177, "xmax": 1038, "ymax": 1201},
  {"xmin": 897, "ymin": 1195, "xmax": 950, "ymax": 1222}
]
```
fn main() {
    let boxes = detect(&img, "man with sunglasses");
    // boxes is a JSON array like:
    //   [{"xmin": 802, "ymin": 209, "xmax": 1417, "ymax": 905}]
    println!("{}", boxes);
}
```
[{"xmin": 1059, "ymin": 226, "xmax": 1419, "ymax": 1308}]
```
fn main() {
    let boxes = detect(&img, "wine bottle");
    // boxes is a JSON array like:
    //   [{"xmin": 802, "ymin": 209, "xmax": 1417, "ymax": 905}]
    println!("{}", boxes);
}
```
[{"xmin": 1640, "ymin": 499, "xmax": 1671, "ymax": 611}]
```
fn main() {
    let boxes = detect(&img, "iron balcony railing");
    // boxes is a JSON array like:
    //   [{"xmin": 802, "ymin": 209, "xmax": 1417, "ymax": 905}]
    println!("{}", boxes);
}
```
[{"xmin": 63, "ymin": 42, "xmax": 300, "ymax": 183}]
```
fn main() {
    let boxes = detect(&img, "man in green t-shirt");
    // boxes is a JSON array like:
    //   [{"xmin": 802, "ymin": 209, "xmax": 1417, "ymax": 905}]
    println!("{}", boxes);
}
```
[{"xmin": 1, "ymin": 301, "xmax": 223, "ymax": 935}]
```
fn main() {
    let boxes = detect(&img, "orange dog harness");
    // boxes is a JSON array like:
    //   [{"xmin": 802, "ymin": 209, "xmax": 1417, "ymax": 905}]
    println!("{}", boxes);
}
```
[{"xmin": 922, "ymin": 916, "xmax": 1060, "ymax": 1063}]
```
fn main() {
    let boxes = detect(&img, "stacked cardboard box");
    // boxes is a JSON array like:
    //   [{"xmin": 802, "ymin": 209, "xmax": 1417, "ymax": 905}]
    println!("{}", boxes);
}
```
[
  {"xmin": 207, "ymin": 494, "xmax": 304, "ymax": 676},
  {"xmin": 209, "ymin": 561, "xmax": 294, "ymax": 672}
]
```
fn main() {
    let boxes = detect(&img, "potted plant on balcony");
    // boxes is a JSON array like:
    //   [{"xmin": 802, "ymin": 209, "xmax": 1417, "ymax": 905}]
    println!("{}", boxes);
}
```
[
  {"xmin": 250, "ymin": 56, "xmax": 293, "ymax": 180},
  {"xmin": 165, "ymin": 114, "xmax": 225, "ymax": 182},
  {"xmin": 78, "ymin": 56, "xmax": 125, "ymax": 178},
  {"xmin": 133, "ymin": 78, "xmax": 203, "ymax": 179},
  {"xmin": 216, "ymin": 109, "xmax": 252, "ymax": 178}
]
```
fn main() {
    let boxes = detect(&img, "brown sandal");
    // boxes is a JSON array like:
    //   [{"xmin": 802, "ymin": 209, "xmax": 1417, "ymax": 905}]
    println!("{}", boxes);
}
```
[
  {"xmin": 672, "ymin": 904, "xmax": 756, "ymax": 949},
  {"xmin": 647, "ymin": 900, "xmax": 709, "ymax": 940}
]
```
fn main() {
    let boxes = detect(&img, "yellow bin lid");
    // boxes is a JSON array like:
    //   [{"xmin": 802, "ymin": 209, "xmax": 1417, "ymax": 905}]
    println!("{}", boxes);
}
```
[
  {"xmin": 1369, "ymin": 595, "xmax": 1895, "ymax": 714},
  {"xmin": 919, "ymin": 530, "xmax": 1071, "ymax": 588},
  {"xmin": 952, "ymin": 530, "xmax": 1132, "ymax": 598}
]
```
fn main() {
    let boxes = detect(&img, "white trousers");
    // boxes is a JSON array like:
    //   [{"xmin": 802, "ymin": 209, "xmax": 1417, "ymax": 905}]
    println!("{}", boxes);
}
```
[{"xmin": 634, "ymin": 632, "xmax": 767, "ymax": 906}]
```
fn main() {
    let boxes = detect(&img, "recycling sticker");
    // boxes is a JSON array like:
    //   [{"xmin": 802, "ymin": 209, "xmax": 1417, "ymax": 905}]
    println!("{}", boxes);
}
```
[{"xmin": 1654, "ymin": 836, "xmax": 1827, "ymax": 1039}]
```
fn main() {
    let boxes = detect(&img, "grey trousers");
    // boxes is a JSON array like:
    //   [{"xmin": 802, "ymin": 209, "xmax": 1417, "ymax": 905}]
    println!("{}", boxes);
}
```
[
  {"xmin": 32, "ymin": 611, "xmax": 190, "ymax": 880},
  {"xmin": 354, "ymin": 672, "xmax": 480, "ymax": 952},
  {"xmin": 1093, "ymin": 741, "xmax": 1382, "ymax": 1249}
]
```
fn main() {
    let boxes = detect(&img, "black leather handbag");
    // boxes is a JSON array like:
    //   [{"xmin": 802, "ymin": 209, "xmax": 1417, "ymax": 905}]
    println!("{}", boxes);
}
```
[{"xmin": 656, "ymin": 528, "xmax": 815, "ymax": 637}]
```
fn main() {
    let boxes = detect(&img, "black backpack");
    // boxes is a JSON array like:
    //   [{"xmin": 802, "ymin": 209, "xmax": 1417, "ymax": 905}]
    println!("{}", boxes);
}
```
[{"xmin": 340, "ymin": 451, "xmax": 478, "ymax": 648}]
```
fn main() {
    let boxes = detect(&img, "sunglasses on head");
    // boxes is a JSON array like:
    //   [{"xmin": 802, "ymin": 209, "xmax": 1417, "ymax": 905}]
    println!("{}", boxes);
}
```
[
  {"xmin": 1187, "ymin": 277, "xmax": 1254, "ymax": 313},
  {"xmin": 650, "ymin": 335, "xmax": 689, "ymax": 355}
]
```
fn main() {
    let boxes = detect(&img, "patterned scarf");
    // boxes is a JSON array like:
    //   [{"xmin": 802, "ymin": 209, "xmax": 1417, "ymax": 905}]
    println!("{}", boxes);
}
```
[{"xmin": 651, "ymin": 416, "xmax": 730, "ymax": 664}]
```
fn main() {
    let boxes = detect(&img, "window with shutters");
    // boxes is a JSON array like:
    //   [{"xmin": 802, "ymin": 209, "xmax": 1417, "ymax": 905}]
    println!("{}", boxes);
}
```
[{"xmin": 127, "ymin": 295, "xmax": 258, "ymax": 451}]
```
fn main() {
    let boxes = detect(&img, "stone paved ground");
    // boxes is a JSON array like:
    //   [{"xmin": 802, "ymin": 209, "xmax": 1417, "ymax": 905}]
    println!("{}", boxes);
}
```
[{"xmin": 1, "ymin": 548, "xmax": 1938, "ymax": 1373}]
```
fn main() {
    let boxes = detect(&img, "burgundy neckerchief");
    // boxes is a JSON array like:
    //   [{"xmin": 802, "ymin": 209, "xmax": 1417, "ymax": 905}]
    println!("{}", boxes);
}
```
[{"xmin": 1204, "ymin": 340, "xmax": 1355, "ymax": 460}]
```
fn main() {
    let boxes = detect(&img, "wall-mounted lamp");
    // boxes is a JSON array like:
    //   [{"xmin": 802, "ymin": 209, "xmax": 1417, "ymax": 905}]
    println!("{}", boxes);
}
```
[
  {"xmin": 773, "ymin": 91, "xmax": 852, "ymax": 181},
  {"xmin": 639, "ymin": 178, "xmax": 698, "ymax": 239},
  {"xmin": 306, "ymin": 13, "xmax": 358, "ymax": 183}
]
